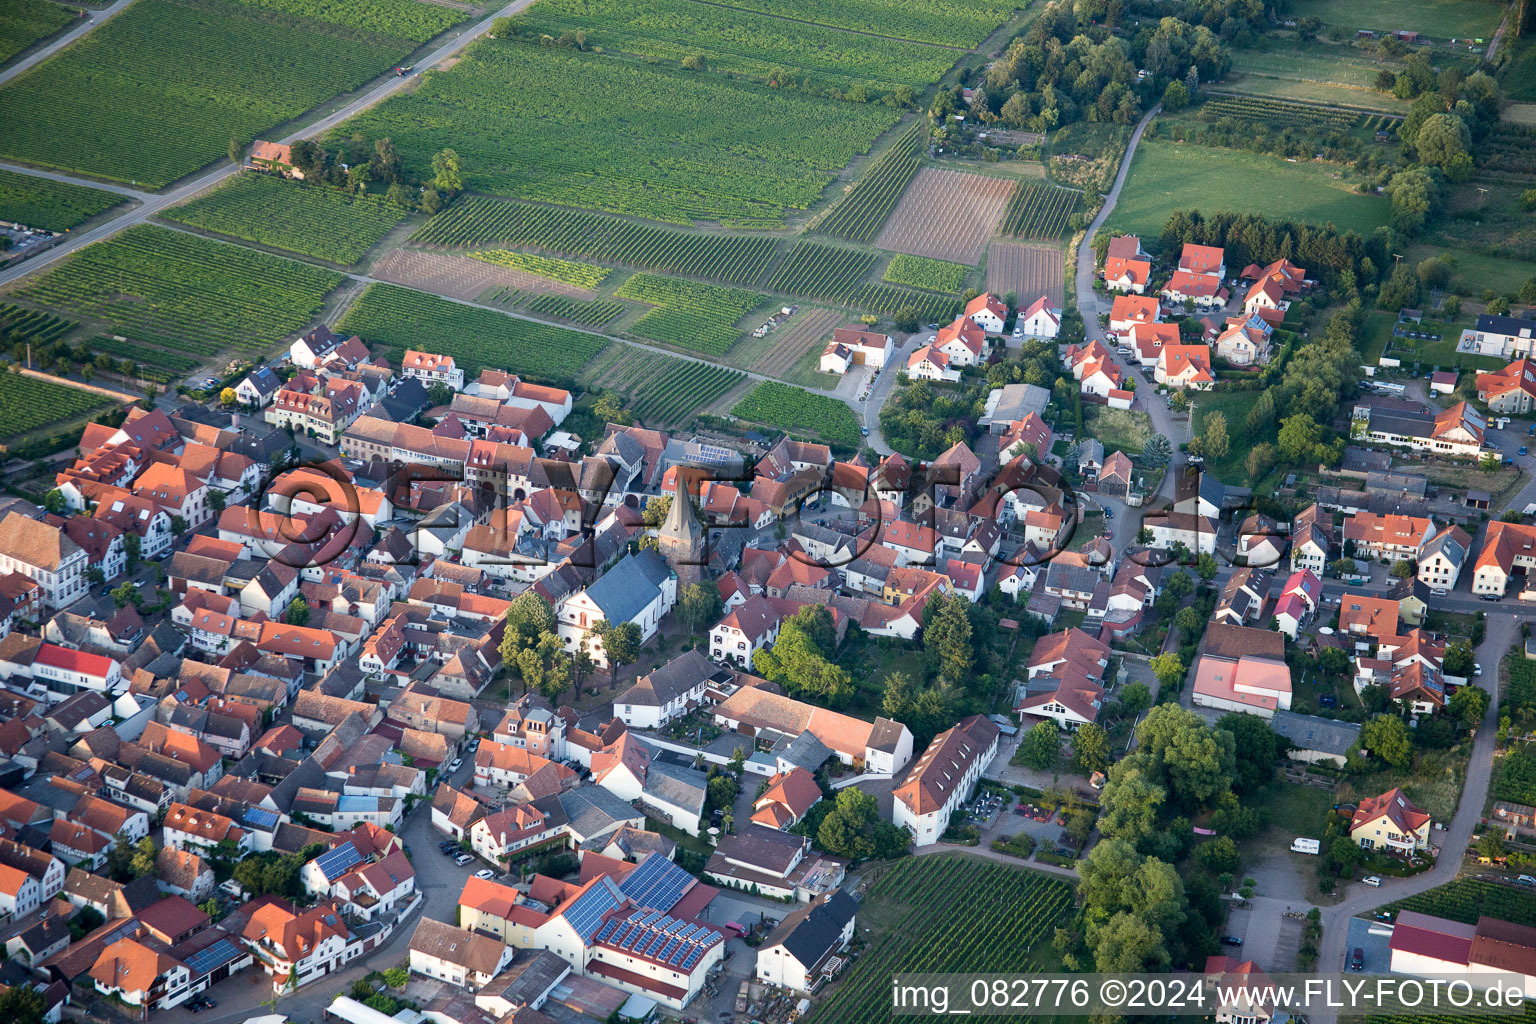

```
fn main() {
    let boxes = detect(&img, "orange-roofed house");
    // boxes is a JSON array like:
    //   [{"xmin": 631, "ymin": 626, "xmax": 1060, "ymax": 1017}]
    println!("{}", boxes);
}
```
[
  {"xmin": 894, "ymin": 715, "xmax": 1000, "ymax": 846},
  {"xmin": 1214, "ymin": 314, "xmax": 1273, "ymax": 366},
  {"xmin": 1178, "ymin": 243, "xmax": 1226, "ymax": 279},
  {"xmin": 1192, "ymin": 654, "xmax": 1292, "ymax": 719},
  {"xmin": 1475, "ymin": 358, "xmax": 1536, "ymax": 415},
  {"xmin": 474, "ymin": 740, "xmax": 576, "ymax": 791},
  {"xmin": 1338, "ymin": 593, "xmax": 1400, "ymax": 638},
  {"xmin": 90, "ymin": 936, "xmax": 191, "ymax": 1009},
  {"xmin": 819, "ymin": 327, "xmax": 892, "ymax": 374},
  {"xmin": 750, "ymin": 767, "xmax": 823, "ymax": 829},
  {"xmin": 1014, "ymin": 294, "xmax": 1061, "ymax": 340},
  {"xmin": 1104, "ymin": 255, "xmax": 1151, "ymax": 294},
  {"xmin": 1471, "ymin": 520, "xmax": 1536, "ymax": 598},
  {"xmin": 963, "ymin": 293, "xmax": 1007, "ymax": 334},
  {"xmin": 1109, "ymin": 293, "xmax": 1161, "ymax": 335},
  {"xmin": 1350, "ymin": 787, "xmax": 1431, "ymax": 853},
  {"xmin": 249, "ymin": 140, "xmax": 301, "ymax": 178},
  {"xmin": 906, "ymin": 344, "xmax": 959, "ymax": 383},
  {"xmin": 241, "ymin": 898, "xmax": 354, "ymax": 991},
  {"xmin": 1343, "ymin": 512, "xmax": 1434, "ymax": 562},
  {"xmin": 1156, "ymin": 344, "xmax": 1215, "ymax": 390},
  {"xmin": 162, "ymin": 803, "xmax": 248, "ymax": 857},
  {"xmin": 401, "ymin": 349, "xmax": 465, "ymax": 391},
  {"xmin": 1129, "ymin": 321, "xmax": 1180, "ymax": 366},
  {"xmin": 1162, "ymin": 269, "xmax": 1226, "ymax": 308},
  {"xmin": 934, "ymin": 318, "xmax": 987, "ymax": 366}
]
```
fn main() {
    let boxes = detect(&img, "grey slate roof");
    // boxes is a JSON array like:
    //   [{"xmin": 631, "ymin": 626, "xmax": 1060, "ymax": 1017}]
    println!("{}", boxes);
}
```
[
  {"xmin": 618, "ymin": 649, "xmax": 728, "ymax": 709},
  {"xmin": 1269, "ymin": 711, "xmax": 1360, "ymax": 757},
  {"xmin": 555, "ymin": 785, "xmax": 640, "ymax": 842},
  {"xmin": 641, "ymin": 760, "xmax": 708, "ymax": 815},
  {"xmin": 583, "ymin": 549, "xmax": 672, "ymax": 623},
  {"xmin": 768, "ymin": 889, "xmax": 858, "ymax": 970}
]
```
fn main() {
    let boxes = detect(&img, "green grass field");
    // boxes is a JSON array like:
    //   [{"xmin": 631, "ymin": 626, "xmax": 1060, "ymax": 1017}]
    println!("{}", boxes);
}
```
[
  {"xmin": 1102, "ymin": 139, "xmax": 1390, "ymax": 241},
  {"xmin": 0, "ymin": 0, "xmax": 76, "ymax": 65},
  {"xmin": 332, "ymin": 38, "xmax": 900, "ymax": 227},
  {"xmin": 1503, "ymin": 36, "xmax": 1536, "ymax": 102},
  {"xmin": 1284, "ymin": 0, "xmax": 1504, "ymax": 39},
  {"xmin": 0, "ymin": 0, "xmax": 466, "ymax": 188},
  {"xmin": 161, "ymin": 173, "xmax": 408, "ymax": 264},
  {"xmin": 1407, "ymin": 244, "xmax": 1536, "ymax": 299},
  {"xmin": 0, "ymin": 167, "xmax": 123, "ymax": 232}
]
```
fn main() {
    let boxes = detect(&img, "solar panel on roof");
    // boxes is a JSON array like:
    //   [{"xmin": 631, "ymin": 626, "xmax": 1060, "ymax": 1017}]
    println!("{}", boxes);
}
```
[
  {"xmin": 664, "ymin": 917, "xmax": 687, "ymax": 934},
  {"xmin": 676, "ymin": 924, "xmax": 698, "ymax": 941},
  {"xmin": 184, "ymin": 939, "xmax": 241, "ymax": 977},
  {"xmin": 704, "ymin": 930, "xmax": 723, "ymax": 945},
  {"xmin": 643, "ymin": 932, "xmax": 666, "ymax": 957},
  {"xmin": 594, "ymin": 921, "xmax": 619, "ymax": 943},
  {"xmin": 243, "ymin": 807, "xmax": 279, "ymax": 829},
  {"xmin": 683, "ymin": 949, "xmax": 702, "ymax": 969},
  {"xmin": 563, "ymin": 880, "xmax": 623, "ymax": 945},
  {"xmin": 621, "ymin": 928, "xmax": 645, "ymax": 951},
  {"xmin": 668, "ymin": 944, "xmax": 690, "ymax": 966},
  {"xmin": 640, "ymin": 909, "xmax": 664, "ymax": 926},
  {"xmin": 313, "ymin": 841, "xmax": 361, "ymax": 880},
  {"xmin": 619, "ymin": 853, "xmax": 695, "ymax": 912},
  {"xmin": 658, "ymin": 939, "xmax": 679, "ymax": 961}
]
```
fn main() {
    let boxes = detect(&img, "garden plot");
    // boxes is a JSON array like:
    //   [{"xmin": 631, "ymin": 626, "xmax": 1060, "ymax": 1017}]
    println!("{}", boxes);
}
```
[
  {"xmin": 749, "ymin": 306, "xmax": 843, "ymax": 378},
  {"xmin": 875, "ymin": 167, "xmax": 1015, "ymax": 264},
  {"xmin": 986, "ymin": 241, "xmax": 1064, "ymax": 307},
  {"xmin": 371, "ymin": 249, "xmax": 597, "ymax": 302}
]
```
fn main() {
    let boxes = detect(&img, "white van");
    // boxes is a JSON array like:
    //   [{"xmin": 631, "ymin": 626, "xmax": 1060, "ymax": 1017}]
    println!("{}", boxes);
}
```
[
  {"xmin": 1290, "ymin": 838, "xmax": 1321, "ymax": 855},
  {"xmin": 1363, "ymin": 875, "xmax": 1382, "ymax": 887}
]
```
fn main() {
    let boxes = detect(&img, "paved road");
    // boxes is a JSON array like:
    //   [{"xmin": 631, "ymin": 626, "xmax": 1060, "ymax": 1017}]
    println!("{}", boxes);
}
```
[
  {"xmin": 0, "ymin": 0, "xmax": 538, "ymax": 289},
  {"xmin": 1070, "ymin": 105, "xmax": 1183, "ymax": 501},
  {"xmin": 0, "ymin": 0, "xmax": 137, "ymax": 87},
  {"xmin": 0, "ymin": 159, "xmax": 148, "ymax": 200}
]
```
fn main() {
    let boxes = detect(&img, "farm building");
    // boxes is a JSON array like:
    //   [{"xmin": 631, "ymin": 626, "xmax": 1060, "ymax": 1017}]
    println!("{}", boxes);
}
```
[
  {"xmin": 249, "ymin": 141, "xmax": 302, "ymax": 179},
  {"xmin": 819, "ymin": 328, "xmax": 892, "ymax": 375}
]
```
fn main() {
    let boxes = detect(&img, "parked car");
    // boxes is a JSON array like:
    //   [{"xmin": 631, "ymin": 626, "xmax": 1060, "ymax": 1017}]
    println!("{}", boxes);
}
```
[
  {"xmin": 1351, "ymin": 947, "xmax": 1365, "ymax": 971},
  {"xmin": 1103, "ymin": 508, "xmax": 1113, "ymax": 519},
  {"xmin": 1221, "ymin": 936, "xmax": 1243, "ymax": 947},
  {"xmin": 475, "ymin": 869, "xmax": 496, "ymax": 880},
  {"xmin": 1474, "ymin": 663, "xmax": 1483, "ymax": 676},
  {"xmin": 455, "ymin": 853, "xmax": 474, "ymax": 866},
  {"xmin": 448, "ymin": 758, "xmax": 463, "ymax": 772},
  {"xmin": 1363, "ymin": 876, "xmax": 1382, "ymax": 887},
  {"xmin": 1319, "ymin": 695, "xmax": 1338, "ymax": 708},
  {"xmin": 1431, "ymin": 588, "xmax": 1448, "ymax": 597},
  {"xmin": 1521, "ymin": 447, "xmax": 1529, "ymax": 457},
  {"xmin": 1487, "ymin": 440, "xmax": 1502, "ymax": 450},
  {"xmin": 1516, "ymin": 875, "xmax": 1536, "ymax": 887}
]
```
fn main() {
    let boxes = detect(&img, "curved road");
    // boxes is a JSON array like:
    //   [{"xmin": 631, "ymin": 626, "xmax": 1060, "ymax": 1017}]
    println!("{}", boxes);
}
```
[{"xmin": 0, "ymin": 0, "xmax": 538, "ymax": 289}]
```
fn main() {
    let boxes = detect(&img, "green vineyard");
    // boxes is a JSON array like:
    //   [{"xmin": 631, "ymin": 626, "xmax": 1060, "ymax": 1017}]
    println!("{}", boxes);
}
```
[
  {"xmin": 1200, "ymin": 95, "xmax": 1361, "ymax": 132},
  {"xmin": 1001, "ymin": 182, "xmax": 1080, "ymax": 239},
  {"xmin": 414, "ymin": 197, "xmax": 779, "ymax": 286},
  {"xmin": 0, "ymin": 0, "xmax": 75, "ymax": 66},
  {"xmin": 810, "ymin": 856, "xmax": 1073, "ymax": 1024},
  {"xmin": 883, "ymin": 253, "xmax": 967, "ymax": 293},
  {"xmin": 0, "ymin": 167, "xmax": 123, "ymax": 233},
  {"xmin": 468, "ymin": 250, "xmax": 611, "ymax": 290},
  {"xmin": 337, "ymin": 283, "xmax": 606, "ymax": 382},
  {"xmin": 161, "ymin": 173, "xmax": 408, "ymax": 265},
  {"xmin": 1368, "ymin": 1001, "xmax": 1536, "ymax": 1024},
  {"xmin": 815, "ymin": 123, "xmax": 925, "ymax": 243},
  {"xmin": 83, "ymin": 336, "xmax": 203, "ymax": 382},
  {"xmin": 0, "ymin": 303, "xmax": 76, "ymax": 347},
  {"xmin": 0, "ymin": 374, "xmax": 117, "ymax": 445},
  {"xmin": 586, "ymin": 349, "xmax": 744, "ymax": 426},
  {"xmin": 15, "ymin": 225, "xmax": 342, "ymax": 356},
  {"xmin": 851, "ymin": 283, "xmax": 958, "ymax": 324},
  {"xmin": 1387, "ymin": 878, "xmax": 1536, "ymax": 928},
  {"xmin": 731, "ymin": 381, "xmax": 861, "ymax": 448},
  {"xmin": 766, "ymin": 241, "xmax": 877, "ymax": 302},
  {"xmin": 523, "ymin": 294, "xmax": 626, "ymax": 327},
  {"xmin": 615, "ymin": 274, "xmax": 765, "ymax": 357}
]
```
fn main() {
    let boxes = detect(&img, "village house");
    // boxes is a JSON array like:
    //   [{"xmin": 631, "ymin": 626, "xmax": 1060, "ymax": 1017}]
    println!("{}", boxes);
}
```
[
  {"xmin": 818, "ymin": 328, "xmax": 891, "ymax": 375},
  {"xmin": 1471, "ymin": 520, "xmax": 1536, "ymax": 598},
  {"xmin": 893, "ymin": 715, "xmax": 1000, "ymax": 846},
  {"xmin": 1350, "ymin": 787, "xmax": 1431, "ymax": 853},
  {"xmin": 1475, "ymin": 358, "xmax": 1536, "ymax": 414},
  {"xmin": 1014, "ymin": 295, "xmax": 1061, "ymax": 340},
  {"xmin": 1155, "ymin": 344, "xmax": 1215, "ymax": 390},
  {"xmin": 401, "ymin": 349, "xmax": 465, "ymax": 391},
  {"xmin": 1459, "ymin": 312, "xmax": 1536, "ymax": 359}
]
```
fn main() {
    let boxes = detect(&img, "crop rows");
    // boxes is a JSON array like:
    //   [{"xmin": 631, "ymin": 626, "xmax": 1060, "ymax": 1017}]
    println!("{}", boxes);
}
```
[
  {"xmin": 0, "ymin": 0, "xmax": 75, "ymax": 65},
  {"xmin": 589, "ymin": 349, "xmax": 744, "ymax": 425},
  {"xmin": 1368, "ymin": 1001, "xmax": 1536, "ymax": 1024},
  {"xmin": 333, "ymin": 41, "xmax": 899, "ymax": 225},
  {"xmin": 731, "ymin": 381, "xmax": 861, "ymax": 448},
  {"xmin": 766, "ymin": 241, "xmax": 876, "ymax": 301},
  {"xmin": 0, "ymin": 303, "xmax": 76, "ymax": 347},
  {"xmin": 0, "ymin": 373, "xmax": 116, "ymax": 444},
  {"xmin": 0, "ymin": 0, "xmax": 464, "ymax": 188},
  {"xmin": 337, "ymin": 283, "xmax": 605, "ymax": 383},
  {"xmin": 468, "ymin": 250, "xmax": 610, "ymax": 290},
  {"xmin": 816, "ymin": 123, "xmax": 925, "ymax": 243},
  {"xmin": 523, "ymin": 293, "xmax": 626, "ymax": 327},
  {"xmin": 1361, "ymin": 114, "xmax": 1399, "ymax": 133},
  {"xmin": 883, "ymin": 253, "xmax": 966, "ymax": 293},
  {"xmin": 83, "ymin": 336, "xmax": 203, "ymax": 380},
  {"xmin": 414, "ymin": 198, "xmax": 778, "ymax": 285},
  {"xmin": 709, "ymin": 0, "xmax": 1013, "ymax": 48},
  {"xmin": 1201, "ymin": 95, "xmax": 1361, "ymax": 132},
  {"xmin": 16, "ymin": 225, "xmax": 342, "ymax": 356},
  {"xmin": 162, "ymin": 174, "xmax": 407, "ymax": 265},
  {"xmin": 615, "ymin": 274, "xmax": 765, "ymax": 356},
  {"xmin": 1388, "ymin": 878, "xmax": 1536, "ymax": 928},
  {"xmin": 811, "ymin": 856, "xmax": 1072, "ymax": 1024},
  {"xmin": 851, "ymin": 283, "xmax": 958, "ymax": 324},
  {"xmin": 1495, "ymin": 743, "xmax": 1536, "ymax": 806},
  {"xmin": 1001, "ymin": 181, "xmax": 1079, "ymax": 239},
  {"xmin": 0, "ymin": 168, "xmax": 123, "ymax": 233}
]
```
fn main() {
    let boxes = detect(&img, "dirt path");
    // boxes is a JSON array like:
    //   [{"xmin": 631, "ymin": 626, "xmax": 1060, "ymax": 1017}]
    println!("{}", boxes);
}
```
[{"xmin": 18, "ymin": 367, "xmax": 139, "ymax": 402}]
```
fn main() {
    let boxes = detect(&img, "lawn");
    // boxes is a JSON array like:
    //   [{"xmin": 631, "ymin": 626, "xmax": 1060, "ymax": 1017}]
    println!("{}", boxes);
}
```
[
  {"xmin": 1084, "ymin": 405, "xmax": 1152, "ymax": 455},
  {"xmin": 1424, "ymin": 179, "xmax": 1536, "ymax": 263},
  {"xmin": 1360, "ymin": 310, "xmax": 1394, "ymax": 364},
  {"xmin": 332, "ymin": 37, "xmax": 900, "ymax": 227},
  {"xmin": 0, "ymin": 167, "xmax": 124, "ymax": 233},
  {"xmin": 1284, "ymin": 0, "xmax": 1505, "ymax": 40},
  {"xmin": 1264, "ymin": 783, "xmax": 1335, "ymax": 844},
  {"xmin": 1102, "ymin": 139, "xmax": 1390, "ymax": 241},
  {"xmin": 0, "ymin": 0, "xmax": 466, "ymax": 188},
  {"xmin": 1406, "ymin": 243, "xmax": 1536, "ymax": 298},
  {"xmin": 1503, "ymin": 36, "xmax": 1536, "ymax": 102},
  {"xmin": 1189, "ymin": 390, "xmax": 1259, "ymax": 483}
]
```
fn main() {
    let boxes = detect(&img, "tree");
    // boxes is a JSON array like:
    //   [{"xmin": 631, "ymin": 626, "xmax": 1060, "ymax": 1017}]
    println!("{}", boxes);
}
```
[
  {"xmin": 1390, "ymin": 559, "xmax": 1415, "ymax": 579},
  {"xmin": 1141, "ymin": 434, "xmax": 1172, "ymax": 467},
  {"xmin": 123, "ymin": 532, "xmax": 141, "ymax": 570},
  {"xmin": 1276, "ymin": 412, "xmax": 1321, "ymax": 462},
  {"xmin": 42, "ymin": 489, "xmax": 66, "ymax": 514},
  {"xmin": 284, "ymin": 596, "xmax": 310, "ymax": 626},
  {"xmin": 1072, "ymin": 722, "xmax": 1111, "ymax": 775},
  {"xmin": 1161, "ymin": 79, "xmax": 1190, "ymax": 111},
  {"xmin": 1168, "ymin": 391, "xmax": 1190, "ymax": 412},
  {"xmin": 1165, "ymin": 570, "xmax": 1192, "ymax": 600},
  {"xmin": 111, "ymin": 580, "xmax": 142, "ymax": 609},
  {"xmin": 1360, "ymin": 714, "xmax": 1413, "ymax": 768},
  {"xmin": 816, "ymin": 787, "xmax": 907, "ymax": 861},
  {"xmin": 0, "ymin": 980, "xmax": 46, "ymax": 1024},
  {"xmin": 431, "ymin": 148, "xmax": 464, "ymax": 195},
  {"xmin": 893, "ymin": 306, "xmax": 919, "ymax": 333},
  {"xmin": 499, "ymin": 591, "xmax": 557, "ymax": 671},
  {"xmin": 1477, "ymin": 832, "xmax": 1506, "ymax": 862},
  {"xmin": 923, "ymin": 594, "xmax": 974, "ymax": 682},
  {"xmin": 593, "ymin": 620, "xmax": 641, "ymax": 681},
  {"xmin": 1174, "ymin": 605, "xmax": 1202, "ymax": 637},
  {"xmin": 1021, "ymin": 721, "xmax": 1060, "ymax": 770},
  {"xmin": 219, "ymin": 386, "xmax": 238, "ymax": 407},
  {"xmin": 1202, "ymin": 411, "xmax": 1230, "ymax": 461},
  {"xmin": 1443, "ymin": 294, "xmax": 1462, "ymax": 319},
  {"xmin": 1244, "ymin": 442, "xmax": 1276, "ymax": 481},
  {"xmin": 427, "ymin": 381, "xmax": 453, "ymax": 407},
  {"xmin": 129, "ymin": 836, "xmax": 158, "ymax": 877},
  {"xmin": 1413, "ymin": 113, "xmax": 1470, "ymax": 170},
  {"xmin": 1113, "ymin": 682, "xmax": 1152, "ymax": 718},
  {"xmin": 1150, "ymin": 652, "xmax": 1185, "ymax": 690},
  {"xmin": 754, "ymin": 606, "xmax": 852, "ymax": 706},
  {"xmin": 1218, "ymin": 712, "xmax": 1278, "ymax": 793},
  {"xmin": 229, "ymin": 137, "xmax": 243, "ymax": 167},
  {"xmin": 677, "ymin": 581, "xmax": 722, "ymax": 635},
  {"xmin": 1443, "ymin": 638, "xmax": 1475, "ymax": 677},
  {"xmin": 1448, "ymin": 684, "xmax": 1489, "ymax": 729},
  {"xmin": 1195, "ymin": 552, "xmax": 1218, "ymax": 582}
]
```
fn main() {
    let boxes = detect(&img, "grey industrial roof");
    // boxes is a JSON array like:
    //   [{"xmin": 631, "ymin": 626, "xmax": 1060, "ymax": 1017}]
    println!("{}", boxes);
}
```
[{"xmin": 1269, "ymin": 711, "xmax": 1361, "ymax": 757}]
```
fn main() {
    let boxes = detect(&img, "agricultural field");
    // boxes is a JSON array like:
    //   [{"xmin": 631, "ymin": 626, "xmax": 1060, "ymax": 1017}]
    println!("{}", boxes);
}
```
[
  {"xmin": 1405, "ymin": 243, "xmax": 1536, "ymax": 299},
  {"xmin": 0, "ymin": 373, "xmax": 117, "ymax": 446},
  {"xmin": 1102, "ymin": 139, "xmax": 1390, "ymax": 241},
  {"xmin": 1424, "ymin": 180, "xmax": 1536, "ymax": 263},
  {"xmin": 13, "ymin": 225, "xmax": 342, "ymax": 356},
  {"xmin": 615, "ymin": 274, "xmax": 766, "ymax": 357},
  {"xmin": 582, "ymin": 348, "xmax": 744, "ymax": 426},
  {"xmin": 523, "ymin": 294, "xmax": 626, "ymax": 327},
  {"xmin": 0, "ymin": 0, "xmax": 75, "ymax": 66},
  {"xmin": 766, "ymin": 242, "xmax": 877, "ymax": 303},
  {"xmin": 0, "ymin": 167, "xmax": 124, "ymax": 233},
  {"xmin": 882, "ymin": 254, "xmax": 967, "ymax": 293},
  {"xmin": 1217, "ymin": 47, "xmax": 1414, "ymax": 113},
  {"xmin": 850, "ymin": 283, "xmax": 958, "ymax": 324},
  {"xmin": 414, "ymin": 197, "xmax": 779, "ymax": 285},
  {"xmin": 508, "ymin": 0, "xmax": 962, "ymax": 92},
  {"xmin": 986, "ymin": 241, "xmax": 1064, "ymax": 307},
  {"xmin": 1199, "ymin": 95, "xmax": 1361, "ymax": 132},
  {"xmin": 0, "ymin": 0, "xmax": 466, "ymax": 188},
  {"xmin": 335, "ymin": 40, "xmax": 900, "ymax": 227},
  {"xmin": 1369, "ymin": 1004, "xmax": 1536, "ymax": 1024},
  {"xmin": 815, "ymin": 123, "xmax": 925, "ymax": 244},
  {"xmin": 741, "ymin": 306, "xmax": 844, "ymax": 378},
  {"xmin": 1476, "ymin": 123, "xmax": 1536, "ymax": 179},
  {"xmin": 1386, "ymin": 878, "xmax": 1536, "ymax": 928},
  {"xmin": 468, "ymin": 251, "xmax": 610, "ymax": 291},
  {"xmin": 1503, "ymin": 36, "xmax": 1536, "ymax": 103},
  {"xmin": 337, "ymin": 283, "xmax": 606, "ymax": 382},
  {"xmin": 161, "ymin": 174, "xmax": 408, "ymax": 265},
  {"xmin": 812, "ymin": 856, "xmax": 1072, "ymax": 1024},
  {"xmin": 0, "ymin": 303, "xmax": 76, "ymax": 347},
  {"xmin": 731, "ymin": 380, "xmax": 861, "ymax": 448},
  {"xmin": 875, "ymin": 167, "xmax": 1015, "ymax": 264},
  {"xmin": 82, "ymin": 336, "xmax": 204, "ymax": 382},
  {"xmin": 371, "ymin": 249, "xmax": 596, "ymax": 303},
  {"xmin": 1283, "ymin": 0, "xmax": 1504, "ymax": 40},
  {"xmin": 1000, "ymin": 181, "xmax": 1079, "ymax": 239},
  {"xmin": 1495, "ymin": 743, "xmax": 1536, "ymax": 806},
  {"xmin": 710, "ymin": 0, "xmax": 1013, "ymax": 47}
]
